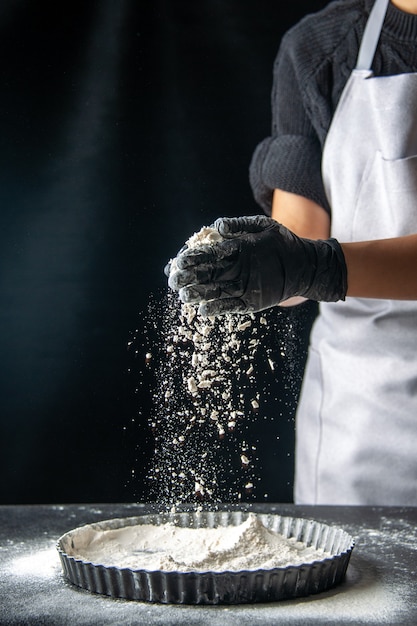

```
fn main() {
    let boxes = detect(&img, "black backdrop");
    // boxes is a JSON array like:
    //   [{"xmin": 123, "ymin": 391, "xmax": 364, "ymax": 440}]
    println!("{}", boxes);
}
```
[{"xmin": 0, "ymin": 0, "xmax": 329, "ymax": 504}]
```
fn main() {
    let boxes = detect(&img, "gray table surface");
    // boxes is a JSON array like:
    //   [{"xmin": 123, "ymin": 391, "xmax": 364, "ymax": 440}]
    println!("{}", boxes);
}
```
[{"xmin": 0, "ymin": 502, "xmax": 416, "ymax": 625}]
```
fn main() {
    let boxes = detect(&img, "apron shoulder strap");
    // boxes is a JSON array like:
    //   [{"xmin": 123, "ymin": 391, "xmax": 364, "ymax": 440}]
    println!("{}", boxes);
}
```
[{"xmin": 356, "ymin": 0, "xmax": 389, "ymax": 70}]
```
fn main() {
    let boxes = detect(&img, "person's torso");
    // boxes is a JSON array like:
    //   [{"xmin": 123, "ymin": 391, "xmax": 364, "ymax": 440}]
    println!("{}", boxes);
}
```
[{"xmin": 285, "ymin": 0, "xmax": 417, "ymax": 146}]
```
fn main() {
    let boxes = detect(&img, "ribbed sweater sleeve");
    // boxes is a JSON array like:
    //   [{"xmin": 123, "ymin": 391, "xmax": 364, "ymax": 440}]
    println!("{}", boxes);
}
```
[
  {"xmin": 249, "ymin": 27, "xmax": 332, "ymax": 214},
  {"xmin": 249, "ymin": 0, "xmax": 417, "ymax": 216}
]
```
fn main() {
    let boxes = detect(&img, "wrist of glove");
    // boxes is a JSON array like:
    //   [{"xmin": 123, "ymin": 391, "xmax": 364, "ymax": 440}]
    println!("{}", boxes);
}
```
[{"xmin": 167, "ymin": 215, "xmax": 347, "ymax": 316}]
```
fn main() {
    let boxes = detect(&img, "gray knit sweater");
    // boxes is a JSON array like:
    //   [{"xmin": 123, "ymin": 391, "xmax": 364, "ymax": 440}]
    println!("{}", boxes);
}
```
[{"xmin": 249, "ymin": 0, "xmax": 417, "ymax": 214}]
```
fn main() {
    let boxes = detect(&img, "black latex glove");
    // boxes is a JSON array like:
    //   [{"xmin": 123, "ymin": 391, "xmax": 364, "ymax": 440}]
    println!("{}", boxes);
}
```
[{"xmin": 168, "ymin": 215, "xmax": 347, "ymax": 316}]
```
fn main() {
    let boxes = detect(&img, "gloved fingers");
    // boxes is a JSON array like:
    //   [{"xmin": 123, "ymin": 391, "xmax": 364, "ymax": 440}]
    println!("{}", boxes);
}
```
[
  {"xmin": 176, "ymin": 239, "xmax": 240, "ymax": 270},
  {"xmin": 179, "ymin": 277, "xmax": 245, "ymax": 303},
  {"xmin": 168, "ymin": 263, "xmax": 215, "ymax": 291},
  {"xmin": 214, "ymin": 215, "xmax": 274, "ymax": 238},
  {"xmin": 176, "ymin": 245, "xmax": 215, "ymax": 270},
  {"xmin": 164, "ymin": 244, "xmax": 188, "ymax": 276},
  {"xmin": 198, "ymin": 298, "xmax": 248, "ymax": 317},
  {"xmin": 179, "ymin": 283, "xmax": 222, "ymax": 304},
  {"xmin": 170, "ymin": 249, "xmax": 243, "ymax": 292}
]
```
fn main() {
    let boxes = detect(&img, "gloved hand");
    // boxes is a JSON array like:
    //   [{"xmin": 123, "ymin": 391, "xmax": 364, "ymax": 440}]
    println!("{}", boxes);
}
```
[{"xmin": 168, "ymin": 215, "xmax": 347, "ymax": 316}]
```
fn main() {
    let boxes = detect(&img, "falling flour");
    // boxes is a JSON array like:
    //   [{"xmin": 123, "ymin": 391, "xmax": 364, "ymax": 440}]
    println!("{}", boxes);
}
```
[
  {"xmin": 129, "ymin": 225, "xmax": 310, "ymax": 506},
  {"xmin": 72, "ymin": 513, "xmax": 329, "ymax": 572}
]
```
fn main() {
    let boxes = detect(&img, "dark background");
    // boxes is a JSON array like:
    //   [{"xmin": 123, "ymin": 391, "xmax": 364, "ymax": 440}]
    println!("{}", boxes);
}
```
[{"xmin": 0, "ymin": 0, "xmax": 328, "ymax": 505}]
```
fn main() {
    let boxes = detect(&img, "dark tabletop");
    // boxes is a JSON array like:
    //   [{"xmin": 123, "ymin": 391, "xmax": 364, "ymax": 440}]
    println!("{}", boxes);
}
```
[{"xmin": 0, "ymin": 503, "xmax": 416, "ymax": 625}]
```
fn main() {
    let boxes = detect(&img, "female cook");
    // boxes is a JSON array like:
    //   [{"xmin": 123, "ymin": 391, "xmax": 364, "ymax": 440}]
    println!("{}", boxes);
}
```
[{"xmin": 168, "ymin": 0, "xmax": 417, "ymax": 505}]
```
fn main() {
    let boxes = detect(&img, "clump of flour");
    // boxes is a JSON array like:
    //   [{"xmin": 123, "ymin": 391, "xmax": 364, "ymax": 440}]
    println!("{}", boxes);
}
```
[
  {"xmin": 128, "ymin": 226, "xmax": 312, "ymax": 505},
  {"xmin": 185, "ymin": 226, "xmax": 223, "ymax": 248},
  {"xmin": 72, "ymin": 513, "xmax": 329, "ymax": 572},
  {"xmin": 168, "ymin": 225, "xmax": 223, "ymax": 278}
]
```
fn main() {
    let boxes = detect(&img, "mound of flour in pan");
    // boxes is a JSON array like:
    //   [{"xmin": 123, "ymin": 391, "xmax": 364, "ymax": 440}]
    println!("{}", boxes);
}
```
[{"xmin": 73, "ymin": 513, "xmax": 328, "ymax": 572}]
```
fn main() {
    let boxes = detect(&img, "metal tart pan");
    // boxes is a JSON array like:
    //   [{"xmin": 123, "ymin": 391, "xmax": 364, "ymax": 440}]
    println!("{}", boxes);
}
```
[{"xmin": 57, "ymin": 511, "xmax": 354, "ymax": 605}]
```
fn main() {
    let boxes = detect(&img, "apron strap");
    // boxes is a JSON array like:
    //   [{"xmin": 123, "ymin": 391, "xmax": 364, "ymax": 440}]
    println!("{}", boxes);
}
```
[{"xmin": 356, "ymin": 0, "xmax": 389, "ymax": 70}]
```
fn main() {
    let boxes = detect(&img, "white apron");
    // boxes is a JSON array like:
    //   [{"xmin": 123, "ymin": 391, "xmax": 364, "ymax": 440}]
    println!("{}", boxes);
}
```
[{"xmin": 295, "ymin": 0, "xmax": 417, "ymax": 505}]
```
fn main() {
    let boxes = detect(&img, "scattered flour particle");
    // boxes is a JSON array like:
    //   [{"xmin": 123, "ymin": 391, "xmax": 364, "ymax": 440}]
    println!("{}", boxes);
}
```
[
  {"xmin": 238, "ymin": 320, "xmax": 252, "ymax": 332},
  {"xmin": 197, "ymin": 380, "xmax": 212, "ymax": 389},
  {"xmin": 194, "ymin": 482, "xmax": 205, "ymax": 496},
  {"xmin": 187, "ymin": 377, "xmax": 198, "ymax": 394}
]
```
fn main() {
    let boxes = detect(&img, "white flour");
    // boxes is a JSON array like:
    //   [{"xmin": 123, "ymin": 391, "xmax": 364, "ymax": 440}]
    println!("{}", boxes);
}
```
[
  {"xmin": 72, "ymin": 513, "xmax": 328, "ymax": 572},
  {"xmin": 144, "ymin": 226, "xmax": 268, "ymax": 504},
  {"xmin": 185, "ymin": 226, "xmax": 223, "ymax": 248},
  {"xmin": 168, "ymin": 226, "xmax": 223, "ymax": 277},
  {"xmin": 129, "ymin": 225, "xmax": 307, "ymax": 505}
]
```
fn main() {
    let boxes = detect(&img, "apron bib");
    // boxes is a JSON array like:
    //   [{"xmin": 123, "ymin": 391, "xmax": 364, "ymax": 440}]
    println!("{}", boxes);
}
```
[{"xmin": 295, "ymin": 0, "xmax": 417, "ymax": 505}]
